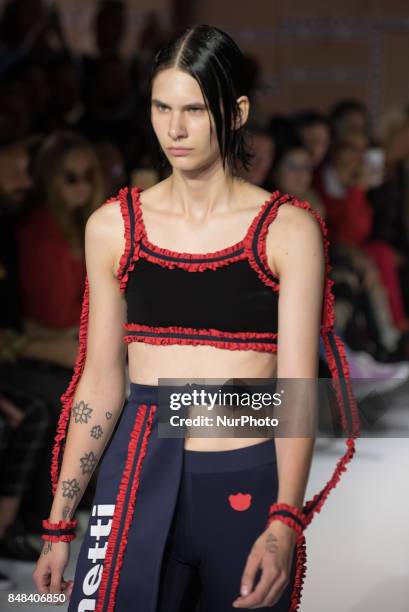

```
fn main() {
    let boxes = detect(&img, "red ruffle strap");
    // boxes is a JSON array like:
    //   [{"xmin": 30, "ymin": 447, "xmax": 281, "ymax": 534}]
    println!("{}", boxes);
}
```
[
  {"xmin": 243, "ymin": 191, "xmax": 293, "ymax": 290},
  {"xmin": 123, "ymin": 322, "xmax": 278, "ymax": 353},
  {"xmin": 133, "ymin": 187, "xmax": 277, "ymax": 272},
  {"xmin": 253, "ymin": 195, "xmax": 360, "ymax": 611},
  {"xmin": 116, "ymin": 186, "xmax": 143, "ymax": 292},
  {"xmin": 266, "ymin": 502, "xmax": 306, "ymax": 537},
  {"xmin": 265, "ymin": 502, "xmax": 307, "ymax": 612},
  {"xmin": 95, "ymin": 404, "xmax": 156, "ymax": 612},
  {"xmin": 50, "ymin": 276, "xmax": 90, "ymax": 496}
]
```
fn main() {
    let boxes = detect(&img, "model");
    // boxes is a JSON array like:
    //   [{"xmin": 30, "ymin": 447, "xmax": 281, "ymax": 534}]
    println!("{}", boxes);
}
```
[{"xmin": 33, "ymin": 24, "xmax": 360, "ymax": 612}]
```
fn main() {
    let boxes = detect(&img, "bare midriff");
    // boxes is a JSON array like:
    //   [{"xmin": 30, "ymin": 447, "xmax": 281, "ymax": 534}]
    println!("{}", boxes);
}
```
[{"xmin": 127, "ymin": 342, "xmax": 277, "ymax": 451}]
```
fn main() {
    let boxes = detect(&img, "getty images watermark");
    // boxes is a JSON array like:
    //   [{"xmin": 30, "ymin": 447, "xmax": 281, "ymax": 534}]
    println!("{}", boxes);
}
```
[{"xmin": 154, "ymin": 377, "xmax": 409, "ymax": 439}]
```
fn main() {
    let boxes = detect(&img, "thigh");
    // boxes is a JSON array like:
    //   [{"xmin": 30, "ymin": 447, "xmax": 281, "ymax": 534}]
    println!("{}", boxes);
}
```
[
  {"xmin": 157, "ymin": 476, "xmax": 201, "ymax": 612},
  {"xmin": 193, "ymin": 462, "xmax": 296, "ymax": 611}
]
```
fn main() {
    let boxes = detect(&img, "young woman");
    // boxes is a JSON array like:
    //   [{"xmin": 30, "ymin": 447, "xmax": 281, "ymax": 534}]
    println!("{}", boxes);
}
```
[
  {"xmin": 18, "ymin": 130, "xmax": 104, "ymax": 339},
  {"xmin": 33, "ymin": 25, "xmax": 360, "ymax": 611}
]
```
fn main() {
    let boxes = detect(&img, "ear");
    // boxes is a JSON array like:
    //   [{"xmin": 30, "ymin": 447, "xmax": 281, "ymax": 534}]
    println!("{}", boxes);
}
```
[{"xmin": 233, "ymin": 95, "xmax": 250, "ymax": 130}]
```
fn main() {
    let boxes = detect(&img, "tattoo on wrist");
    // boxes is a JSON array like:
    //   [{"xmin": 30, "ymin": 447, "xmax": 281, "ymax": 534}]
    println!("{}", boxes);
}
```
[
  {"xmin": 80, "ymin": 450, "xmax": 98, "ymax": 474},
  {"xmin": 62, "ymin": 478, "xmax": 81, "ymax": 499},
  {"xmin": 72, "ymin": 400, "xmax": 93, "ymax": 424},
  {"xmin": 62, "ymin": 505, "xmax": 73, "ymax": 519},
  {"xmin": 265, "ymin": 532, "xmax": 279, "ymax": 554},
  {"xmin": 42, "ymin": 541, "xmax": 53, "ymax": 555},
  {"xmin": 90, "ymin": 424, "xmax": 103, "ymax": 439}
]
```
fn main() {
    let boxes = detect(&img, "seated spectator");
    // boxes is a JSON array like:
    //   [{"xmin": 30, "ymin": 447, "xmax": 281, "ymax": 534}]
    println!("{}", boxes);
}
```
[{"xmin": 17, "ymin": 130, "xmax": 103, "ymax": 334}]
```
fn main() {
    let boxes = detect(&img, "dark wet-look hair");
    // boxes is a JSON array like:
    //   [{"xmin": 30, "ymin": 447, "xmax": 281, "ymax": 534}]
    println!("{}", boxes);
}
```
[{"xmin": 148, "ymin": 24, "xmax": 254, "ymax": 174}]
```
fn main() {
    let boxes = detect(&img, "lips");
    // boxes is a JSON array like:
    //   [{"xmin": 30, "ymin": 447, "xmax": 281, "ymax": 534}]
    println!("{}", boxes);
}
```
[{"xmin": 167, "ymin": 147, "xmax": 193, "ymax": 156}]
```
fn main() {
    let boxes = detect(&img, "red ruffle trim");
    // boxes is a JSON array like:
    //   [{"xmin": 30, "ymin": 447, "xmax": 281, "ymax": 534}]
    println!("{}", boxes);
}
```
[
  {"xmin": 123, "ymin": 322, "xmax": 278, "ymax": 352},
  {"xmin": 265, "ymin": 502, "xmax": 307, "ymax": 612},
  {"xmin": 50, "ymin": 276, "xmax": 90, "ymax": 496},
  {"xmin": 243, "ymin": 191, "xmax": 292, "ymax": 290},
  {"xmin": 133, "ymin": 187, "xmax": 279, "ymax": 272},
  {"xmin": 266, "ymin": 502, "xmax": 306, "ymax": 536},
  {"xmin": 41, "ymin": 533, "xmax": 76, "ymax": 543},
  {"xmin": 96, "ymin": 404, "xmax": 156, "ymax": 612},
  {"xmin": 116, "ymin": 186, "xmax": 143, "ymax": 292}
]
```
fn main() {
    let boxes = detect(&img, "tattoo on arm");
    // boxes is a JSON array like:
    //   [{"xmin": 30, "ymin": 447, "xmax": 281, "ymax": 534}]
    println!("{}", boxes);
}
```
[
  {"xmin": 265, "ymin": 532, "xmax": 279, "ymax": 554},
  {"xmin": 90, "ymin": 424, "xmax": 103, "ymax": 439},
  {"xmin": 105, "ymin": 411, "xmax": 112, "ymax": 420},
  {"xmin": 72, "ymin": 400, "xmax": 93, "ymax": 424},
  {"xmin": 62, "ymin": 505, "xmax": 74, "ymax": 520},
  {"xmin": 42, "ymin": 541, "xmax": 53, "ymax": 555},
  {"xmin": 62, "ymin": 478, "xmax": 81, "ymax": 499},
  {"xmin": 80, "ymin": 450, "xmax": 98, "ymax": 474}
]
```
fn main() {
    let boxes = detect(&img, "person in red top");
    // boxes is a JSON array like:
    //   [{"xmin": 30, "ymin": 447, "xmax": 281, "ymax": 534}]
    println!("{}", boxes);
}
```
[
  {"xmin": 17, "ymin": 130, "xmax": 104, "ymax": 337},
  {"xmin": 314, "ymin": 135, "xmax": 409, "ymax": 330}
]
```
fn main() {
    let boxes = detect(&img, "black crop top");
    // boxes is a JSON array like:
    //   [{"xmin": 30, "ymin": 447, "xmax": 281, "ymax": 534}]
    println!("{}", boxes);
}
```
[
  {"xmin": 110, "ymin": 187, "xmax": 334, "ymax": 352},
  {"xmin": 107, "ymin": 186, "xmax": 332, "ymax": 353}
]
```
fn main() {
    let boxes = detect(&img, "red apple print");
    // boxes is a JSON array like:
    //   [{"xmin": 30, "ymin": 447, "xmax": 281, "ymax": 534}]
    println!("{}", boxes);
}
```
[{"xmin": 228, "ymin": 493, "xmax": 252, "ymax": 511}]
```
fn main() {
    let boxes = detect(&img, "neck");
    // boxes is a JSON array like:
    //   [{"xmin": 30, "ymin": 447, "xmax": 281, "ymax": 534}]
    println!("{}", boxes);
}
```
[{"xmin": 165, "ymin": 161, "xmax": 244, "ymax": 221}]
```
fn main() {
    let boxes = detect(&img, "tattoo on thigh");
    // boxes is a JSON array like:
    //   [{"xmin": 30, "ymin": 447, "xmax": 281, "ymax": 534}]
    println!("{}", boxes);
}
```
[
  {"xmin": 62, "ymin": 478, "xmax": 81, "ymax": 499},
  {"xmin": 80, "ymin": 451, "xmax": 98, "ymax": 474},
  {"xmin": 72, "ymin": 400, "xmax": 93, "ymax": 424}
]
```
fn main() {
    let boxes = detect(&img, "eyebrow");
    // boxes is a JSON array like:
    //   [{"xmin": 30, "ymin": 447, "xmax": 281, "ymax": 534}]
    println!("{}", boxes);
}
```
[{"xmin": 151, "ymin": 98, "xmax": 207, "ymax": 109}]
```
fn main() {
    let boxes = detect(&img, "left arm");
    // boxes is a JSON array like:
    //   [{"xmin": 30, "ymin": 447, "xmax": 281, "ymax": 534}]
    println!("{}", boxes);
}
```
[{"xmin": 233, "ymin": 204, "xmax": 325, "ymax": 609}]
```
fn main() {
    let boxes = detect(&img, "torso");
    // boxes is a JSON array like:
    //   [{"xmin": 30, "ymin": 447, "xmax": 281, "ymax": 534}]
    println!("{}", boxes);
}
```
[{"xmin": 113, "ymin": 179, "xmax": 283, "ymax": 451}]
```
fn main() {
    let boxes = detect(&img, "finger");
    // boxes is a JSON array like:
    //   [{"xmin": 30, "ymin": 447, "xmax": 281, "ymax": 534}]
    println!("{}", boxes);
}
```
[
  {"xmin": 263, "ymin": 572, "xmax": 289, "ymax": 607},
  {"xmin": 234, "ymin": 563, "xmax": 279, "ymax": 608},
  {"xmin": 35, "ymin": 569, "xmax": 51, "ymax": 594},
  {"xmin": 50, "ymin": 569, "xmax": 63, "ymax": 594},
  {"xmin": 238, "ymin": 548, "xmax": 262, "ymax": 598}
]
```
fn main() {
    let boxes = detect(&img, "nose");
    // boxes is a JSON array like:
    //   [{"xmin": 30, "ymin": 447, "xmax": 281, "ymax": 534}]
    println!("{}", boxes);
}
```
[{"xmin": 168, "ymin": 111, "xmax": 187, "ymax": 141}]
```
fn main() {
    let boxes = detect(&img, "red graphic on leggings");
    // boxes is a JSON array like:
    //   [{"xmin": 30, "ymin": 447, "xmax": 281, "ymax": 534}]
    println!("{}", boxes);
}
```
[{"xmin": 228, "ymin": 493, "xmax": 252, "ymax": 511}]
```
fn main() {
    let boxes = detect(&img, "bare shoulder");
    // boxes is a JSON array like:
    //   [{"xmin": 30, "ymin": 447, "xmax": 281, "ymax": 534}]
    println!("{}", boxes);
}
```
[
  {"xmin": 266, "ymin": 198, "xmax": 324, "ymax": 277},
  {"xmin": 236, "ymin": 181, "xmax": 273, "ymax": 211},
  {"xmin": 85, "ymin": 199, "xmax": 126, "ymax": 275},
  {"xmin": 137, "ymin": 179, "xmax": 170, "ymax": 210}
]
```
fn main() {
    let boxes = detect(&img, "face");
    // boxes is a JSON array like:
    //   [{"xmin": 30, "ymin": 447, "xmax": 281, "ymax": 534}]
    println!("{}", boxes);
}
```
[
  {"xmin": 275, "ymin": 149, "xmax": 313, "ymax": 197},
  {"xmin": 333, "ymin": 147, "xmax": 362, "ymax": 186},
  {"xmin": 57, "ymin": 149, "xmax": 96, "ymax": 210},
  {"xmin": 239, "ymin": 132, "xmax": 274, "ymax": 186},
  {"xmin": 300, "ymin": 123, "xmax": 330, "ymax": 167},
  {"xmin": 336, "ymin": 110, "xmax": 368, "ymax": 137},
  {"xmin": 0, "ymin": 143, "xmax": 33, "ymax": 213},
  {"xmin": 151, "ymin": 67, "xmax": 248, "ymax": 175}
]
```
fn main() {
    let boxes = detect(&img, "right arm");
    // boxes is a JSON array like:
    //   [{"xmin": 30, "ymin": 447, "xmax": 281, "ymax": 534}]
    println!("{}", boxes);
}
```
[
  {"xmin": 49, "ymin": 200, "xmax": 127, "ymax": 522},
  {"xmin": 33, "ymin": 200, "xmax": 127, "ymax": 595}
]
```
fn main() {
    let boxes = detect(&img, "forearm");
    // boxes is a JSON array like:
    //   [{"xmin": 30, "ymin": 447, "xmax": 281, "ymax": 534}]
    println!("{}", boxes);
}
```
[
  {"xmin": 274, "ymin": 437, "xmax": 315, "ymax": 510},
  {"xmin": 49, "ymin": 369, "xmax": 126, "ymax": 522}
]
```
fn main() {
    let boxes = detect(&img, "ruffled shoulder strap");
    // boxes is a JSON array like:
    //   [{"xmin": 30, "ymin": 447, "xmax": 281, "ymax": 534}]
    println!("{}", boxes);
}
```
[
  {"xmin": 50, "ymin": 186, "xmax": 142, "ymax": 495},
  {"xmin": 256, "ymin": 194, "xmax": 361, "ymax": 611}
]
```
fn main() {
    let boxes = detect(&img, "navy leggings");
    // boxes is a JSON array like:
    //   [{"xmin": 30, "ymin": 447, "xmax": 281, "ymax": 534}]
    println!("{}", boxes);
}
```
[{"xmin": 157, "ymin": 439, "xmax": 297, "ymax": 611}]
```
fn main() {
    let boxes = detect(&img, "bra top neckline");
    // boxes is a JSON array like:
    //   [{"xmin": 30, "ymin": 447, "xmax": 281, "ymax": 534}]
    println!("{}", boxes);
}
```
[{"xmin": 133, "ymin": 187, "xmax": 281, "ymax": 260}]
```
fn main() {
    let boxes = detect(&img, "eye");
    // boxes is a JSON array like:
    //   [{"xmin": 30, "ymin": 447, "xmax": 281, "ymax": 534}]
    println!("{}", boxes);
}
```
[
  {"xmin": 155, "ymin": 103, "xmax": 169, "ymax": 112},
  {"xmin": 187, "ymin": 107, "xmax": 203, "ymax": 113}
]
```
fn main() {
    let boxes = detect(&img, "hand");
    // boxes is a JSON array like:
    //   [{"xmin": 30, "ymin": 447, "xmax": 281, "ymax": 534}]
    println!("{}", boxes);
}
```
[
  {"xmin": 233, "ymin": 521, "xmax": 296, "ymax": 608},
  {"xmin": 32, "ymin": 540, "xmax": 74, "ymax": 604},
  {"xmin": 0, "ymin": 394, "xmax": 24, "ymax": 429}
]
